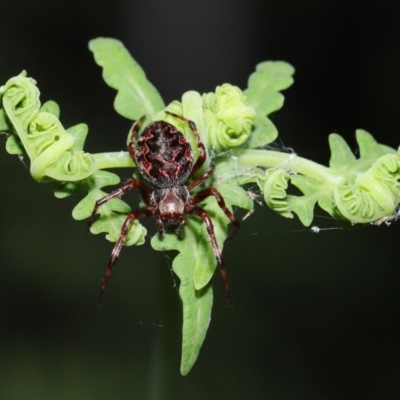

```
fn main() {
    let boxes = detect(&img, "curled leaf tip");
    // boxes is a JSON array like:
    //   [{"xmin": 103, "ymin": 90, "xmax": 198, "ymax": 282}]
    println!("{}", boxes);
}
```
[
  {"xmin": 259, "ymin": 168, "xmax": 293, "ymax": 218},
  {"xmin": 333, "ymin": 153, "xmax": 400, "ymax": 224},
  {"xmin": 1, "ymin": 74, "xmax": 95, "ymax": 182},
  {"xmin": 202, "ymin": 84, "xmax": 256, "ymax": 152}
]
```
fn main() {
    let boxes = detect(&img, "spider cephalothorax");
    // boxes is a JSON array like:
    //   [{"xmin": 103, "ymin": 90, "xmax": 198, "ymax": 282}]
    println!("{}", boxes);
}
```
[{"xmin": 88, "ymin": 111, "xmax": 239, "ymax": 306}]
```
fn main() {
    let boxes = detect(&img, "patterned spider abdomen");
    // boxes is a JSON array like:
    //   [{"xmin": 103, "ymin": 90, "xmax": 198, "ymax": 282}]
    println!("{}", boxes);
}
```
[{"xmin": 135, "ymin": 121, "xmax": 194, "ymax": 188}]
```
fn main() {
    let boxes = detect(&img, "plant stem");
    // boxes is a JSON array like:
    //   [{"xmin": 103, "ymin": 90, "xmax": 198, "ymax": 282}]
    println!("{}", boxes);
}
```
[
  {"xmin": 93, "ymin": 148, "xmax": 341, "ymax": 186},
  {"xmin": 232, "ymin": 149, "xmax": 341, "ymax": 183},
  {"xmin": 92, "ymin": 151, "xmax": 135, "ymax": 169}
]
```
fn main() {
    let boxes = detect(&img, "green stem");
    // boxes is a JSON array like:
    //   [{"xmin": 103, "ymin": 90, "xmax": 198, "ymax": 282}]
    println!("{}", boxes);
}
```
[
  {"xmin": 232, "ymin": 149, "xmax": 341, "ymax": 183},
  {"xmin": 92, "ymin": 151, "xmax": 135, "ymax": 169},
  {"xmin": 93, "ymin": 148, "xmax": 341, "ymax": 187}
]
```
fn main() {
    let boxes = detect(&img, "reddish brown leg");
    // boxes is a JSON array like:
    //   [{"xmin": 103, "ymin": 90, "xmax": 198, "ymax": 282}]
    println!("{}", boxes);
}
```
[
  {"xmin": 165, "ymin": 111, "xmax": 206, "ymax": 178},
  {"xmin": 189, "ymin": 205, "xmax": 233, "ymax": 307},
  {"xmin": 191, "ymin": 187, "xmax": 240, "ymax": 239},
  {"xmin": 128, "ymin": 115, "xmax": 146, "ymax": 160},
  {"xmin": 97, "ymin": 208, "xmax": 155, "ymax": 307},
  {"xmin": 156, "ymin": 216, "xmax": 165, "ymax": 236},
  {"xmin": 176, "ymin": 217, "xmax": 187, "ymax": 236},
  {"xmin": 88, "ymin": 179, "xmax": 152, "ymax": 231},
  {"xmin": 186, "ymin": 164, "xmax": 214, "ymax": 192}
]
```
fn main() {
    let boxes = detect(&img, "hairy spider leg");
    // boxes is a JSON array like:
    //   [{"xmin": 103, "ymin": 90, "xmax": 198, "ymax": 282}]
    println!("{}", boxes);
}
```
[
  {"xmin": 165, "ymin": 111, "xmax": 206, "ymax": 178},
  {"xmin": 191, "ymin": 187, "xmax": 240, "ymax": 240},
  {"xmin": 186, "ymin": 163, "xmax": 215, "ymax": 191},
  {"xmin": 186, "ymin": 161, "xmax": 240, "ymax": 237},
  {"xmin": 156, "ymin": 216, "xmax": 165, "ymax": 236},
  {"xmin": 175, "ymin": 217, "xmax": 187, "ymax": 237},
  {"xmin": 97, "ymin": 208, "xmax": 155, "ymax": 307},
  {"xmin": 88, "ymin": 179, "xmax": 152, "ymax": 231},
  {"xmin": 87, "ymin": 179, "xmax": 155, "ymax": 306},
  {"xmin": 128, "ymin": 115, "xmax": 146, "ymax": 160},
  {"xmin": 189, "ymin": 205, "xmax": 233, "ymax": 307}
]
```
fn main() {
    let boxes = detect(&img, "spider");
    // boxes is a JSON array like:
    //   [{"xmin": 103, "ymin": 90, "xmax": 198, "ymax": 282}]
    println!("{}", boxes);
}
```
[{"xmin": 88, "ymin": 111, "xmax": 239, "ymax": 307}]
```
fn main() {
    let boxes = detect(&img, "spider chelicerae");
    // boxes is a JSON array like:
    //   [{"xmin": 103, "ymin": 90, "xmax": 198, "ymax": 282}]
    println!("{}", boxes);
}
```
[{"xmin": 88, "ymin": 111, "xmax": 239, "ymax": 307}]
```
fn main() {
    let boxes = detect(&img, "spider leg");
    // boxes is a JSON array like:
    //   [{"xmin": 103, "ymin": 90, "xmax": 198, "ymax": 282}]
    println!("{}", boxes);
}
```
[
  {"xmin": 88, "ymin": 179, "xmax": 152, "ymax": 232},
  {"xmin": 97, "ymin": 208, "xmax": 155, "ymax": 307},
  {"xmin": 165, "ymin": 111, "xmax": 206, "ymax": 178},
  {"xmin": 189, "ymin": 205, "xmax": 233, "ymax": 307},
  {"xmin": 128, "ymin": 115, "xmax": 146, "ymax": 160},
  {"xmin": 176, "ymin": 217, "xmax": 187, "ymax": 237},
  {"xmin": 186, "ymin": 163, "xmax": 214, "ymax": 192},
  {"xmin": 156, "ymin": 216, "xmax": 165, "ymax": 236},
  {"xmin": 191, "ymin": 187, "xmax": 240, "ymax": 240}
]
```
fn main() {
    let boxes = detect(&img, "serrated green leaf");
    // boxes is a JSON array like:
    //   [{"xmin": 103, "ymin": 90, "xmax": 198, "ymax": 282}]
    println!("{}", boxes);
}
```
[
  {"xmin": 53, "ymin": 169, "xmax": 120, "ymax": 199},
  {"xmin": 244, "ymin": 61, "xmax": 295, "ymax": 116},
  {"xmin": 72, "ymin": 189, "xmax": 130, "ymax": 221},
  {"xmin": 243, "ymin": 114, "xmax": 278, "ymax": 149},
  {"xmin": 66, "ymin": 123, "xmax": 89, "ymax": 152},
  {"xmin": 155, "ymin": 229, "xmax": 214, "ymax": 376},
  {"xmin": 217, "ymin": 181, "xmax": 253, "ymax": 211},
  {"xmin": 356, "ymin": 129, "xmax": 395, "ymax": 159},
  {"xmin": 289, "ymin": 175, "xmax": 334, "ymax": 226},
  {"xmin": 328, "ymin": 133, "xmax": 356, "ymax": 170},
  {"xmin": 91, "ymin": 214, "xmax": 146, "ymax": 246},
  {"xmin": 151, "ymin": 200, "xmax": 224, "ymax": 292},
  {"xmin": 329, "ymin": 131, "xmax": 396, "ymax": 176},
  {"xmin": 190, "ymin": 182, "xmax": 251, "ymax": 290},
  {"xmin": 260, "ymin": 167, "xmax": 334, "ymax": 226},
  {"xmin": 151, "ymin": 176, "xmax": 247, "ymax": 375},
  {"xmin": 0, "ymin": 108, "xmax": 11, "ymax": 130},
  {"xmin": 178, "ymin": 275, "xmax": 212, "ymax": 376},
  {"xmin": 151, "ymin": 219, "xmax": 214, "ymax": 376},
  {"xmin": 182, "ymin": 90, "xmax": 208, "ymax": 162},
  {"xmin": 286, "ymin": 196, "xmax": 315, "ymax": 226},
  {"xmin": 5, "ymin": 134, "xmax": 24, "ymax": 155},
  {"xmin": 40, "ymin": 100, "xmax": 60, "ymax": 117},
  {"xmin": 89, "ymin": 38, "xmax": 165, "ymax": 125},
  {"xmin": 56, "ymin": 170, "xmax": 147, "ymax": 247}
]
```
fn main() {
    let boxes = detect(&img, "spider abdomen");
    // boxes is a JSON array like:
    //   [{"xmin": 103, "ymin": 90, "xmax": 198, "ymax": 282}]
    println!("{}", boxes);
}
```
[{"xmin": 135, "ymin": 121, "xmax": 193, "ymax": 188}]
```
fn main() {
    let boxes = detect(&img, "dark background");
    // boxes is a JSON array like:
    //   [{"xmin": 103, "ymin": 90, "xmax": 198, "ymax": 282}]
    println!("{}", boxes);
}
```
[{"xmin": 1, "ymin": 1, "xmax": 400, "ymax": 399}]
